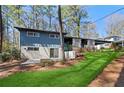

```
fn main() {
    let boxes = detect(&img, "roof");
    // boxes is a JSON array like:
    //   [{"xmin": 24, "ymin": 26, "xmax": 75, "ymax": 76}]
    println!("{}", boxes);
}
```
[
  {"xmin": 14, "ymin": 27, "xmax": 111, "ymax": 43},
  {"xmin": 65, "ymin": 36, "xmax": 109, "ymax": 41},
  {"xmin": 104, "ymin": 35, "xmax": 121, "ymax": 39},
  {"xmin": 114, "ymin": 40, "xmax": 124, "ymax": 43},
  {"xmin": 14, "ymin": 27, "xmax": 67, "ymax": 35}
]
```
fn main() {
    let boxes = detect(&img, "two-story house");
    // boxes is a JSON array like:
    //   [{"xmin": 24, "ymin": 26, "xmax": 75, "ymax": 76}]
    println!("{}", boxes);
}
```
[
  {"xmin": 15, "ymin": 27, "xmax": 68, "ymax": 61},
  {"xmin": 15, "ymin": 27, "xmax": 111, "ymax": 61}
]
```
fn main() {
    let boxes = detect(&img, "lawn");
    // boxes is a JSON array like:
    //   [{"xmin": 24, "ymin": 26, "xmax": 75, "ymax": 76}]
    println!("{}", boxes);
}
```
[{"xmin": 0, "ymin": 51, "xmax": 123, "ymax": 87}]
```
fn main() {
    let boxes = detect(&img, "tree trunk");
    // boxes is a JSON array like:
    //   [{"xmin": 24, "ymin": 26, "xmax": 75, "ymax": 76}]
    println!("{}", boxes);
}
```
[
  {"xmin": 17, "ymin": 5, "xmax": 21, "ymax": 25},
  {"xmin": 48, "ymin": 6, "xmax": 52, "ymax": 30},
  {"xmin": 77, "ymin": 16, "xmax": 81, "ymax": 38},
  {"xmin": 32, "ymin": 6, "xmax": 35, "ymax": 28},
  {"xmin": 58, "ymin": 5, "xmax": 65, "ymax": 63},
  {"xmin": 77, "ymin": 21, "xmax": 80, "ymax": 38},
  {"xmin": 0, "ymin": 6, "xmax": 3, "ymax": 53}
]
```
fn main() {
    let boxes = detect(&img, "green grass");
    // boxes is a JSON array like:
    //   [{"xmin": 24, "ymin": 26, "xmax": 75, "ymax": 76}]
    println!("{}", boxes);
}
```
[{"xmin": 0, "ymin": 51, "xmax": 123, "ymax": 87}]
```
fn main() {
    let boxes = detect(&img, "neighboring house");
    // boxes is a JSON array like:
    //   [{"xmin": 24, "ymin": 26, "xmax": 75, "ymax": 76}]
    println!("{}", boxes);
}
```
[
  {"xmin": 15, "ymin": 27, "xmax": 111, "ymax": 60},
  {"xmin": 103, "ymin": 35, "xmax": 124, "ymax": 48},
  {"xmin": 96, "ymin": 35, "xmax": 124, "ymax": 49},
  {"xmin": 104, "ymin": 35, "xmax": 122, "ymax": 41}
]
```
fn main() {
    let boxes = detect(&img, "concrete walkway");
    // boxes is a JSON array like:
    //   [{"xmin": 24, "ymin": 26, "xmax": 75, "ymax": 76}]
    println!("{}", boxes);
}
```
[{"xmin": 88, "ymin": 56, "xmax": 124, "ymax": 87}]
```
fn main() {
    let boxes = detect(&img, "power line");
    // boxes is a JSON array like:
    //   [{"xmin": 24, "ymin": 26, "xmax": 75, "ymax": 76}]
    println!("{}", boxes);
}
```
[{"xmin": 92, "ymin": 7, "xmax": 124, "ymax": 23}]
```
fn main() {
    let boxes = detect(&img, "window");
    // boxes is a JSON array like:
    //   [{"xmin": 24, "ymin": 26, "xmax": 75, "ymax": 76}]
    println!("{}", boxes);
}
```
[
  {"xmin": 49, "ymin": 34, "xmax": 55, "ymax": 38},
  {"xmin": 27, "ymin": 31, "xmax": 40, "ymax": 37},
  {"xmin": 49, "ymin": 34, "xmax": 59, "ymax": 39},
  {"xmin": 27, "ymin": 47, "xmax": 39, "ymax": 51},
  {"xmin": 50, "ymin": 48, "xmax": 59, "ymax": 58},
  {"xmin": 55, "ymin": 35, "xmax": 59, "ymax": 39},
  {"xmin": 34, "ymin": 32, "xmax": 40, "ymax": 37}
]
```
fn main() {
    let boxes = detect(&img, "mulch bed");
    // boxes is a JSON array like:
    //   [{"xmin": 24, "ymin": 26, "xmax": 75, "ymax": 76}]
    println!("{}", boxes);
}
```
[{"xmin": 0, "ymin": 56, "xmax": 84, "ymax": 78}]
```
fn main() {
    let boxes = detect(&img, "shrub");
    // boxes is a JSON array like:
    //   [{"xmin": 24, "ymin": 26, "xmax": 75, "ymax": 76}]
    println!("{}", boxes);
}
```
[
  {"xmin": 40, "ymin": 59, "xmax": 54, "ymax": 67},
  {"xmin": 10, "ymin": 48, "xmax": 20, "ymax": 60},
  {"xmin": 1, "ymin": 52, "xmax": 11, "ymax": 62},
  {"xmin": 1, "ymin": 47, "xmax": 20, "ymax": 62}
]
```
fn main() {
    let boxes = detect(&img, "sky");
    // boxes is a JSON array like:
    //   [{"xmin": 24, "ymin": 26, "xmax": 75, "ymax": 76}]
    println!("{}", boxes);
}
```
[{"xmin": 86, "ymin": 5, "xmax": 124, "ymax": 37}]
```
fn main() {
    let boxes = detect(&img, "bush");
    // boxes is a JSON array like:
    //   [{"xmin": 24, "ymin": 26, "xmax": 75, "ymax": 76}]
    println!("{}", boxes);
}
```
[
  {"xmin": 40, "ymin": 59, "xmax": 54, "ymax": 67},
  {"xmin": 10, "ymin": 48, "xmax": 20, "ymax": 60},
  {"xmin": 1, "ymin": 52, "xmax": 11, "ymax": 62},
  {"xmin": 1, "ymin": 47, "xmax": 20, "ymax": 62}
]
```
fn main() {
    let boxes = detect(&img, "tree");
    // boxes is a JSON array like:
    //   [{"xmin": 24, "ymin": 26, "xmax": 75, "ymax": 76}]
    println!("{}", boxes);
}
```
[
  {"xmin": 0, "ymin": 5, "xmax": 3, "ymax": 53},
  {"xmin": 44, "ymin": 6, "xmax": 56, "ymax": 30},
  {"xmin": 105, "ymin": 14, "xmax": 124, "ymax": 36},
  {"xmin": 81, "ymin": 22, "xmax": 99, "ymax": 38},
  {"xmin": 58, "ymin": 5, "xmax": 65, "ymax": 62},
  {"xmin": 61, "ymin": 6, "xmax": 88, "ymax": 37}
]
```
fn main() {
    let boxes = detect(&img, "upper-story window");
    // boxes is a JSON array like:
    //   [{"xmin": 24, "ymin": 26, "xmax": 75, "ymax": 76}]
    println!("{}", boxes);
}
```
[
  {"xmin": 49, "ymin": 34, "xmax": 59, "ymax": 39},
  {"xmin": 55, "ymin": 34, "xmax": 59, "ymax": 39},
  {"xmin": 27, "ymin": 31, "xmax": 40, "ymax": 37}
]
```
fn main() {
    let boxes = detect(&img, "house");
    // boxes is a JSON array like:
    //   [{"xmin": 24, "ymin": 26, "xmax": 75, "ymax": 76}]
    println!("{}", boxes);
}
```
[
  {"xmin": 15, "ymin": 27, "xmax": 111, "ymax": 61},
  {"xmin": 64, "ymin": 36, "xmax": 111, "ymax": 51},
  {"xmin": 103, "ymin": 35, "xmax": 124, "ymax": 48},
  {"xmin": 15, "ymin": 27, "xmax": 68, "ymax": 61}
]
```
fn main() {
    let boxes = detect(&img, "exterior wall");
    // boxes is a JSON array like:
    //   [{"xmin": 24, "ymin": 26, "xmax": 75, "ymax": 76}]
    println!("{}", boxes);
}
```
[
  {"xmin": 20, "ymin": 30, "xmax": 62, "ymax": 60},
  {"xmin": 87, "ymin": 39, "xmax": 95, "ymax": 48},
  {"xmin": 21, "ymin": 46, "xmax": 76, "ymax": 60},
  {"xmin": 72, "ymin": 38, "xmax": 81, "ymax": 48},
  {"xmin": 20, "ymin": 31, "xmax": 60, "ymax": 47},
  {"xmin": 21, "ymin": 46, "xmax": 62, "ymax": 60},
  {"xmin": 95, "ymin": 43, "xmax": 111, "ymax": 50}
]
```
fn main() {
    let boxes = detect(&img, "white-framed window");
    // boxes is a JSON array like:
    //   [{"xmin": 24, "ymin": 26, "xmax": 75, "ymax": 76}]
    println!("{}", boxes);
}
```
[
  {"xmin": 50, "ymin": 48, "xmax": 59, "ymax": 58},
  {"xmin": 27, "ymin": 31, "xmax": 40, "ymax": 37},
  {"xmin": 49, "ymin": 34, "xmax": 55, "ymax": 38},
  {"xmin": 55, "ymin": 34, "xmax": 59, "ymax": 39},
  {"xmin": 49, "ymin": 34, "xmax": 59, "ymax": 39},
  {"xmin": 27, "ymin": 47, "xmax": 39, "ymax": 51}
]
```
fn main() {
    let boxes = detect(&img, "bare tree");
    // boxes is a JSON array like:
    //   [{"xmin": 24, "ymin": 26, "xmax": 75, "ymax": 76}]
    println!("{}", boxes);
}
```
[
  {"xmin": 82, "ymin": 22, "xmax": 99, "ymax": 39},
  {"xmin": 105, "ymin": 14, "xmax": 124, "ymax": 36},
  {"xmin": 58, "ymin": 5, "xmax": 65, "ymax": 63}
]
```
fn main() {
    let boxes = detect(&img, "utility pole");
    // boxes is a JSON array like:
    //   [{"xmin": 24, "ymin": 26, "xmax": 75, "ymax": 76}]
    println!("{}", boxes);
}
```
[{"xmin": 0, "ymin": 6, "xmax": 3, "ymax": 53}]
